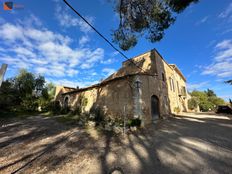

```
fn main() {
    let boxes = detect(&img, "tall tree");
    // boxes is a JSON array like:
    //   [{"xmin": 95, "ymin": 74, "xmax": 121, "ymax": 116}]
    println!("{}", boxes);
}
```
[
  {"xmin": 225, "ymin": 80, "xmax": 232, "ymax": 85},
  {"xmin": 205, "ymin": 89, "xmax": 216, "ymax": 97},
  {"xmin": 16, "ymin": 69, "xmax": 36, "ymax": 99},
  {"xmin": 0, "ymin": 69, "xmax": 48, "ymax": 112},
  {"xmin": 113, "ymin": 0, "xmax": 199, "ymax": 50},
  {"xmin": 190, "ymin": 89, "xmax": 225, "ymax": 112}
]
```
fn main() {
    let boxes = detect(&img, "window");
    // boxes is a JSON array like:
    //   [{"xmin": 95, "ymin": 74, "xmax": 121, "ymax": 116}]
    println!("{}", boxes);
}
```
[
  {"xmin": 181, "ymin": 86, "xmax": 186, "ymax": 96},
  {"xmin": 172, "ymin": 78, "xmax": 175, "ymax": 92},
  {"xmin": 169, "ymin": 77, "xmax": 172, "ymax": 91},
  {"xmin": 177, "ymin": 81, "xmax": 180, "ymax": 94},
  {"xmin": 162, "ymin": 73, "xmax": 165, "ymax": 82}
]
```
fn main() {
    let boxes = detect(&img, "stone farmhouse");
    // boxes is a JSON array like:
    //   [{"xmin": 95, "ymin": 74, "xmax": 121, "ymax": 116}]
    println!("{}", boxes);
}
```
[{"xmin": 55, "ymin": 49, "xmax": 189, "ymax": 125}]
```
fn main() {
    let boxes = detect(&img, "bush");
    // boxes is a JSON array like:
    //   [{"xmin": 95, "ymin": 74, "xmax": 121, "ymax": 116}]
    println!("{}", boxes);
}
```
[
  {"xmin": 60, "ymin": 107, "xmax": 70, "ymax": 114},
  {"xmin": 127, "ymin": 118, "xmax": 141, "ymax": 127},
  {"xmin": 37, "ymin": 98, "xmax": 51, "ymax": 112},
  {"xmin": 188, "ymin": 97, "xmax": 199, "ymax": 110},
  {"xmin": 89, "ymin": 106, "xmax": 104, "ymax": 125},
  {"xmin": 21, "ymin": 97, "xmax": 38, "ymax": 112},
  {"xmin": 50, "ymin": 101, "xmax": 61, "ymax": 114},
  {"xmin": 71, "ymin": 106, "xmax": 81, "ymax": 115}
]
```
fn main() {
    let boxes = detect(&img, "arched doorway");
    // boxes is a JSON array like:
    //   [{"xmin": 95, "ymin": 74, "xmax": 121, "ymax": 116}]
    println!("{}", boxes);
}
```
[
  {"xmin": 64, "ymin": 96, "xmax": 69, "ymax": 109},
  {"xmin": 151, "ymin": 95, "xmax": 160, "ymax": 122}
]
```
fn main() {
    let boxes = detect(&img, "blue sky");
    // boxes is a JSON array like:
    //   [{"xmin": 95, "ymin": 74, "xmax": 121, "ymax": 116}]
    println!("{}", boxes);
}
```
[{"xmin": 0, "ymin": 0, "xmax": 231, "ymax": 101}]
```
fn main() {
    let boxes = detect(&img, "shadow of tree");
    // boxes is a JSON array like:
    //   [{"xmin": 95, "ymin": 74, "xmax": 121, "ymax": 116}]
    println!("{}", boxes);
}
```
[{"xmin": 0, "ymin": 114, "xmax": 232, "ymax": 174}]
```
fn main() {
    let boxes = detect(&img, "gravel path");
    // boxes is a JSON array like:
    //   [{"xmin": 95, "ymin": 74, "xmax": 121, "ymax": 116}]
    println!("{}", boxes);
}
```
[{"xmin": 0, "ymin": 113, "xmax": 231, "ymax": 174}]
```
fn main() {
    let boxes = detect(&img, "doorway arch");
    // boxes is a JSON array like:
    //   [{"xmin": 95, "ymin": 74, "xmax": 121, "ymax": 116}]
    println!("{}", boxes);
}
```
[
  {"xmin": 64, "ymin": 96, "xmax": 69, "ymax": 108},
  {"xmin": 151, "ymin": 95, "xmax": 160, "ymax": 121}
]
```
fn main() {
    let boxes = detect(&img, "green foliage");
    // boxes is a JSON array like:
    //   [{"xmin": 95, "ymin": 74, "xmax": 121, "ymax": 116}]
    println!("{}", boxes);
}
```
[
  {"xmin": 50, "ymin": 101, "xmax": 62, "ymax": 114},
  {"xmin": 0, "ymin": 69, "xmax": 53, "ymax": 113},
  {"xmin": 190, "ymin": 89, "xmax": 225, "ymax": 112},
  {"xmin": 60, "ymin": 106, "xmax": 70, "ymax": 114},
  {"xmin": 37, "ymin": 97, "xmax": 50, "ymax": 111},
  {"xmin": 0, "ymin": 79, "xmax": 20, "ymax": 110},
  {"xmin": 127, "ymin": 118, "xmax": 141, "ymax": 127},
  {"xmin": 208, "ymin": 96, "xmax": 225, "ymax": 106},
  {"xmin": 225, "ymin": 80, "xmax": 232, "ymax": 85},
  {"xmin": 21, "ymin": 96, "xmax": 38, "ymax": 112},
  {"xmin": 89, "ymin": 106, "xmax": 104, "ymax": 124},
  {"xmin": 205, "ymin": 89, "xmax": 216, "ymax": 97},
  {"xmin": 188, "ymin": 97, "xmax": 199, "ymax": 110},
  {"xmin": 71, "ymin": 106, "xmax": 82, "ymax": 116},
  {"xmin": 113, "ymin": 0, "xmax": 198, "ymax": 50},
  {"xmin": 47, "ymin": 82, "xmax": 56, "ymax": 99}
]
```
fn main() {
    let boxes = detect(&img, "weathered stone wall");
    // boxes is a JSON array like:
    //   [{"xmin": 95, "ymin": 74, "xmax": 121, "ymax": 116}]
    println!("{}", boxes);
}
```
[
  {"xmin": 56, "ymin": 49, "xmax": 188, "ymax": 124},
  {"xmin": 61, "ymin": 78, "xmax": 135, "ymax": 120}
]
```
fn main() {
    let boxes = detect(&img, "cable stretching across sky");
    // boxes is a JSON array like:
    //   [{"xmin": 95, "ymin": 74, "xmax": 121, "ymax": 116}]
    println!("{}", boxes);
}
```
[{"xmin": 63, "ymin": 0, "xmax": 148, "ymax": 73}]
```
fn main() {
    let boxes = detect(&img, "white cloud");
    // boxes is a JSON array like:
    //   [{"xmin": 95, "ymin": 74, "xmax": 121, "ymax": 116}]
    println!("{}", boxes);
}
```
[
  {"xmin": 101, "ymin": 58, "xmax": 116, "ymax": 64},
  {"xmin": 219, "ymin": 3, "xmax": 232, "ymax": 18},
  {"xmin": 187, "ymin": 81, "xmax": 209, "ymax": 91},
  {"xmin": 47, "ymin": 78, "xmax": 99, "ymax": 88},
  {"xmin": 195, "ymin": 16, "xmax": 209, "ymax": 25},
  {"xmin": 102, "ymin": 68, "xmax": 116, "ymax": 76},
  {"xmin": 202, "ymin": 39, "xmax": 232, "ymax": 78},
  {"xmin": 0, "ymin": 15, "xmax": 104, "ymax": 78},
  {"xmin": 80, "ymin": 48, "xmax": 105, "ymax": 69},
  {"xmin": 79, "ymin": 35, "xmax": 90, "ymax": 46},
  {"xmin": 54, "ymin": 1, "xmax": 94, "ymax": 33}
]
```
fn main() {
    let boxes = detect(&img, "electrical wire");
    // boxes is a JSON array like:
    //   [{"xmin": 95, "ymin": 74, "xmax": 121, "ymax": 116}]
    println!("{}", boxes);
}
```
[{"xmin": 63, "ymin": 0, "xmax": 148, "ymax": 73}]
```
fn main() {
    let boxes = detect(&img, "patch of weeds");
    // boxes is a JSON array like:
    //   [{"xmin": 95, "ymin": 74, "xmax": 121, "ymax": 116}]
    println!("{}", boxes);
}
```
[
  {"xmin": 89, "ymin": 106, "xmax": 104, "ymax": 126},
  {"xmin": 127, "ymin": 118, "xmax": 141, "ymax": 127},
  {"xmin": 71, "ymin": 106, "xmax": 81, "ymax": 115}
]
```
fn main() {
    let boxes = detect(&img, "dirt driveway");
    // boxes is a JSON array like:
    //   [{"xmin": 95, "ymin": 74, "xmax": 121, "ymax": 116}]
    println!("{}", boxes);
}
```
[{"xmin": 0, "ymin": 113, "xmax": 232, "ymax": 174}]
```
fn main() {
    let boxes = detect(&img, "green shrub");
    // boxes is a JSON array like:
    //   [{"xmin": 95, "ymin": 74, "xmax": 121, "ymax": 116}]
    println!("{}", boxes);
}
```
[
  {"xmin": 37, "ymin": 98, "xmax": 51, "ymax": 112},
  {"xmin": 188, "ymin": 97, "xmax": 199, "ymax": 110},
  {"xmin": 127, "ymin": 118, "xmax": 141, "ymax": 127},
  {"xmin": 60, "ymin": 107, "xmax": 70, "ymax": 114},
  {"xmin": 113, "ymin": 117, "xmax": 124, "ymax": 127},
  {"xmin": 71, "ymin": 106, "xmax": 81, "ymax": 115},
  {"xmin": 89, "ymin": 106, "xmax": 104, "ymax": 125},
  {"xmin": 50, "ymin": 101, "xmax": 61, "ymax": 114},
  {"xmin": 21, "ymin": 97, "xmax": 38, "ymax": 112}
]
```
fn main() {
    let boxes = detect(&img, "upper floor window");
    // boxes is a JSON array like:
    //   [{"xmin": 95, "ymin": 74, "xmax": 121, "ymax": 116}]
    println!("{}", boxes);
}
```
[
  {"xmin": 171, "ymin": 78, "xmax": 175, "ymax": 92},
  {"xmin": 169, "ymin": 77, "xmax": 176, "ymax": 92},
  {"xmin": 177, "ymin": 81, "xmax": 180, "ymax": 94},
  {"xmin": 181, "ymin": 86, "xmax": 187, "ymax": 96},
  {"xmin": 162, "ymin": 73, "xmax": 165, "ymax": 82},
  {"xmin": 169, "ymin": 77, "xmax": 172, "ymax": 91}
]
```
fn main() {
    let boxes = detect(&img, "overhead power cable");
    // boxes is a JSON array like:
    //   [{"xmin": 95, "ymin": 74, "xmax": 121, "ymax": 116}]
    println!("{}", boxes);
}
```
[{"xmin": 63, "ymin": 0, "xmax": 148, "ymax": 73}]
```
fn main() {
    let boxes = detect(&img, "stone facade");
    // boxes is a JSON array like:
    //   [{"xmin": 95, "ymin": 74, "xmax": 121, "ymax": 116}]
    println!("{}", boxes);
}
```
[{"xmin": 55, "ymin": 49, "xmax": 188, "ymax": 125}]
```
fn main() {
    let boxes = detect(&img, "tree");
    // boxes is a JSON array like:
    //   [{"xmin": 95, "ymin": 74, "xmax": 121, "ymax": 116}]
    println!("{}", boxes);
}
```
[
  {"xmin": 205, "ymin": 89, "xmax": 216, "ymax": 97},
  {"xmin": 188, "ymin": 97, "xmax": 199, "ymax": 110},
  {"xmin": 0, "ymin": 79, "xmax": 20, "ymax": 110},
  {"xmin": 190, "ymin": 89, "xmax": 225, "ymax": 112},
  {"xmin": 225, "ymin": 80, "xmax": 232, "ymax": 85},
  {"xmin": 113, "ymin": 0, "xmax": 199, "ymax": 50},
  {"xmin": 16, "ymin": 69, "xmax": 35, "ymax": 99},
  {"xmin": 47, "ymin": 82, "xmax": 56, "ymax": 100},
  {"xmin": 0, "ymin": 69, "xmax": 49, "ymax": 112}
]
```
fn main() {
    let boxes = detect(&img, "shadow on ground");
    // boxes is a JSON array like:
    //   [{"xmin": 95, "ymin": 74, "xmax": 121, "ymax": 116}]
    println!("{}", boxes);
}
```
[{"xmin": 0, "ymin": 113, "xmax": 232, "ymax": 174}]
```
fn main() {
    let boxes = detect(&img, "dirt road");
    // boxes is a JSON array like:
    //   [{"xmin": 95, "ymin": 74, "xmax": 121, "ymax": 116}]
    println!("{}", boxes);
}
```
[{"xmin": 0, "ymin": 113, "xmax": 231, "ymax": 174}]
